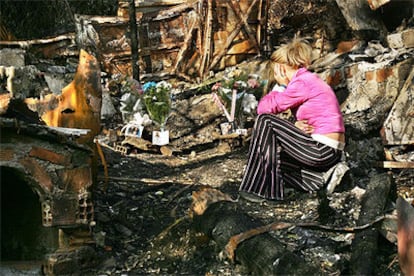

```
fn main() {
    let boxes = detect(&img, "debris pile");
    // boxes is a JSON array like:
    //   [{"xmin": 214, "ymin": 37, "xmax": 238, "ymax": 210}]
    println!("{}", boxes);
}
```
[{"xmin": 0, "ymin": 0, "xmax": 413, "ymax": 275}]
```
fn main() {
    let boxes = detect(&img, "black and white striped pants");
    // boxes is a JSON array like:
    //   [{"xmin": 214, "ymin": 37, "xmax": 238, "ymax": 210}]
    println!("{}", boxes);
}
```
[{"xmin": 239, "ymin": 114, "xmax": 342, "ymax": 200}]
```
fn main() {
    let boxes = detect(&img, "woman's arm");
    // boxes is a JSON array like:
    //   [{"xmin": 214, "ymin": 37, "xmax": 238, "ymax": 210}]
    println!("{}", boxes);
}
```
[{"xmin": 257, "ymin": 79, "xmax": 307, "ymax": 115}]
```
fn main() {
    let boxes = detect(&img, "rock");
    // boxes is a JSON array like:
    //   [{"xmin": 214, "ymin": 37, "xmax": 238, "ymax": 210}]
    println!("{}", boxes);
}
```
[
  {"xmin": 43, "ymin": 65, "xmax": 68, "ymax": 94},
  {"xmin": 387, "ymin": 28, "xmax": 414, "ymax": 49},
  {"xmin": 101, "ymin": 89, "xmax": 117, "ymax": 119},
  {"xmin": 0, "ymin": 48, "xmax": 25, "ymax": 67},
  {"xmin": 115, "ymin": 224, "xmax": 133, "ymax": 237}
]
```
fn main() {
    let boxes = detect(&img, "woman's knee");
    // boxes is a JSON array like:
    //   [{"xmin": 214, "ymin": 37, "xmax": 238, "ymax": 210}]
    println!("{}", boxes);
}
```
[
  {"xmin": 257, "ymin": 113, "xmax": 276, "ymax": 122},
  {"xmin": 257, "ymin": 113, "xmax": 288, "ymax": 125},
  {"xmin": 255, "ymin": 114, "xmax": 288, "ymax": 133}
]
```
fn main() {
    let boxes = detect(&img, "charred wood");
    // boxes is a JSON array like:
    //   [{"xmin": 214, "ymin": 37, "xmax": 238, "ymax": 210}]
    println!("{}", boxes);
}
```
[
  {"xmin": 209, "ymin": 0, "xmax": 259, "ymax": 71},
  {"xmin": 350, "ymin": 172, "xmax": 393, "ymax": 275},
  {"xmin": 2, "ymin": 97, "xmax": 44, "ymax": 124},
  {"xmin": 334, "ymin": 0, "xmax": 388, "ymax": 41},
  {"xmin": 192, "ymin": 200, "xmax": 320, "ymax": 275},
  {"xmin": 40, "ymin": 49, "xmax": 102, "ymax": 145},
  {"xmin": 128, "ymin": 0, "xmax": 140, "ymax": 80}
]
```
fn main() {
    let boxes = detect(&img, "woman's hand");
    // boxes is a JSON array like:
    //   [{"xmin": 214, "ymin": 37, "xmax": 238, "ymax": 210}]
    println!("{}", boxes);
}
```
[
  {"xmin": 295, "ymin": 120, "xmax": 314, "ymax": 134},
  {"xmin": 274, "ymin": 64, "xmax": 289, "ymax": 86}
]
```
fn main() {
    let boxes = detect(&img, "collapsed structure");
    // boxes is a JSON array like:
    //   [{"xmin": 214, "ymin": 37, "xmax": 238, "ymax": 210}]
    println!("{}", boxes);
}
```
[{"xmin": 0, "ymin": 0, "xmax": 413, "ymax": 274}]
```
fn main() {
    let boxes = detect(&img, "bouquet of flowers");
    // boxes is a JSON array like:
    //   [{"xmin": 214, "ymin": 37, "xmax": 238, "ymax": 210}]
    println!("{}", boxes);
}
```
[
  {"xmin": 211, "ymin": 73, "xmax": 263, "ymax": 129},
  {"xmin": 109, "ymin": 74, "xmax": 144, "ymax": 123},
  {"xmin": 142, "ymin": 80, "xmax": 172, "ymax": 131}
]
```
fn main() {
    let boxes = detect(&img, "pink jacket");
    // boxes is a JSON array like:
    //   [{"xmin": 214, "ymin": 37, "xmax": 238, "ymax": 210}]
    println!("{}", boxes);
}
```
[{"xmin": 257, "ymin": 68, "xmax": 345, "ymax": 134}]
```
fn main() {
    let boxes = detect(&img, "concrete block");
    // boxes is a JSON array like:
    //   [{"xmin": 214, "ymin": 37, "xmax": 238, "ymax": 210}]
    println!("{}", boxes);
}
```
[
  {"xmin": 387, "ymin": 28, "xmax": 414, "ymax": 49},
  {"xmin": 0, "ymin": 48, "xmax": 25, "ymax": 67}
]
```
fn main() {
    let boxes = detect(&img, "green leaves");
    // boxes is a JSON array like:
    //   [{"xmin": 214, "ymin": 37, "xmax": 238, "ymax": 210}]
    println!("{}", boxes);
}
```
[{"xmin": 142, "ymin": 81, "xmax": 172, "ymax": 129}]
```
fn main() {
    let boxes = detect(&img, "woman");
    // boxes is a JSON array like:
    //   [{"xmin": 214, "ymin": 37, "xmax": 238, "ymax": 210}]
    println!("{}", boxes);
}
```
[{"xmin": 239, "ymin": 38, "xmax": 345, "ymax": 202}]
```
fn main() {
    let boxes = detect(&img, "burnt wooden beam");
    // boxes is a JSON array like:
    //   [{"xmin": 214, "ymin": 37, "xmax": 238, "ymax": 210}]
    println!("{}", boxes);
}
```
[
  {"xmin": 120, "ymin": 0, "xmax": 190, "ymax": 12},
  {"xmin": 0, "ymin": 33, "xmax": 75, "ymax": 48},
  {"xmin": 199, "ymin": 0, "xmax": 213, "ymax": 78},
  {"xmin": 153, "ymin": 0, "xmax": 199, "ymax": 21},
  {"xmin": 191, "ymin": 191, "xmax": 320, "ymax": 275},
  {"xmin": 0, "ymin": 117, "xmax": 91, "ymax": 150},
  {"xmin": 376, "ymin": 161, "xmax": 414, "ymax": 169},
  {"xmin": 350, "ymin": 172, "xmax": 392, "ymax": 275},
  {"xmin": 0, "ymin": 33, "xmax": 77, "ymax": 58},
  {"xmin": 172, "ymin": 11, "xmax": 200, "ymax": 77},
  {"xmin": 129, "ymin": 0, "xmax": 140, "ymax": 80},
  {"xmin": 335, "ymin": 0, "xmax": 388, "ymax": 40},
  {"xmin": 228, "ymin": 0, "xmax": 260, "ymax": 52},
  {"xmin": 208, "ymin": 0, "xmax": 258, "ymax": 71},
  {"xmin": 256, "ymin": 0, "xmax": 264, "ymax": 49}
]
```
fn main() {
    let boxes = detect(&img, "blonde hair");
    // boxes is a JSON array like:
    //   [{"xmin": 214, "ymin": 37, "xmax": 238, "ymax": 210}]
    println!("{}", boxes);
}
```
[
  {"xmin": 271, "ymin": 37, "xmax": 312, "ymax": 68},
  {"xmin": 264, "ymin": 38, "xmax": 312, "ymax": 95}
]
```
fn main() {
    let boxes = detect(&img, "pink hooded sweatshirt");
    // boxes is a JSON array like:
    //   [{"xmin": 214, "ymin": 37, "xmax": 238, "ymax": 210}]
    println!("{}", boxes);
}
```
[{"xmin": 257, "ymin": 68, "xmax": 345, "ymax": 134}]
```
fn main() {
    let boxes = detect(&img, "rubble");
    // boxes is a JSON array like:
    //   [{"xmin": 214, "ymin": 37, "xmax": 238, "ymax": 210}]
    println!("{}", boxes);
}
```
[{"xmin": 0, "ymin": 0, "xmax": 413, "ymax": 275}]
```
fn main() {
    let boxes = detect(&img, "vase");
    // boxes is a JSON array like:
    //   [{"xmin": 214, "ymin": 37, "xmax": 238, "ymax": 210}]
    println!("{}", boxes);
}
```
[{"xmin": 152, "ymin": 129, "xmax": 169, "ymax": 146}]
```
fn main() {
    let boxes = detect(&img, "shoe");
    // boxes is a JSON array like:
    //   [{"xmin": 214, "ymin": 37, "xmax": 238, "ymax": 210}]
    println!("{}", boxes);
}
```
[
  {"xmin": 325, "ymin": 161, "xmax": 350, "ymax": 194},
  {"xmin": 239, "ymin": 191, "xmax": 266, "ymax": 203}
]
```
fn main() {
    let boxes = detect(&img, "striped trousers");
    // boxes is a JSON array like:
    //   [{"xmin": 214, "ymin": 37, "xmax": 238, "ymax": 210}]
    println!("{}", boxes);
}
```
[{"xmin": 239, "ymin": 114, "xmax": 342, "ymax": 200}]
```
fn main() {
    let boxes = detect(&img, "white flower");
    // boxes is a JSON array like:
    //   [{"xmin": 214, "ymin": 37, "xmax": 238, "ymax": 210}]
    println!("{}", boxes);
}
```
[
  {"xmin": 235, "ymin": 80, "xmax": 247, "ymax": 90},
  {"xmin": 132, "ymin": 112, "xmax": 152, "ymax": 126},
  {"xmin": 242, "ymin": 93, "xmax": 258, "ymax": 114},
  {"xmin": 156, "ymin": 81, "xmax": 172, "ymax": 91},
  {"xmin": 221, "ymin": 87, "xmax": 232, "ymax": 94}
]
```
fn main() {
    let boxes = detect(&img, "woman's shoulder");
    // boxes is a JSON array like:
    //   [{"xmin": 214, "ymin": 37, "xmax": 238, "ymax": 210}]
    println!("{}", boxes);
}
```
[
  {"xmin": 294, "ymin": 68, "xmax": 319, "ymax": 82},
  {"xmin": 297, "ymin": 69, "xmax": 331, "ymax": 88}
]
